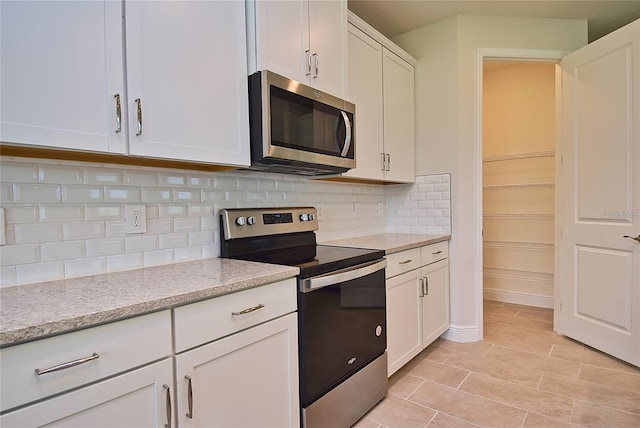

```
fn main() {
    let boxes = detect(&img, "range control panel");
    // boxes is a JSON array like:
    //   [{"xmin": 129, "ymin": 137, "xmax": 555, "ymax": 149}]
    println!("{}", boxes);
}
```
[{"xmin": 221, "ymin": 207, "xmax": 318, "ymax": 240}]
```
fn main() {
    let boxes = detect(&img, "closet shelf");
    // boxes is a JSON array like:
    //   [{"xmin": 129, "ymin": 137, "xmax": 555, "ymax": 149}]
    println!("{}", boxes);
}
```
[
  {"xmin": 483, "ymin": 213, "xmax": 554, "ymax": 218},
  {"xmin": 483, "ymin": 151, "xmax": 555, "ymax": 163},
  {"xmin": 483, "ymin": 183, "xmax": 554, "ymax": 189},
  {"xmin": 483, "ymin": 268, "xmax": 554, "ymax": 281},
  {"xmin": 483, "ymin": 240, "xmax": 554, "ymax": 250}
]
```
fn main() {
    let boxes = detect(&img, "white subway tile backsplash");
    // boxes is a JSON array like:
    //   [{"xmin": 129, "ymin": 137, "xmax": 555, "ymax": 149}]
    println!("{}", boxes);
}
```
[
  {"xmin": 141, "ymin": 188, "xmax": 172, "ymax": 203},
  {"xmin": 61, "ymin": 185, "xmax": 103, "ymax": 203},
  {"xmin": 16, "ymin": 261, "xmax": 64, "ymax": 285},
  {"xmin": 105, "ymin": 187, "xmax": 141, "ymax": 203},
  {"xmin": 85, "ymin": 204, "xmax": 124, "ymax": 221},
  {"xmin": 1, "ymin": 161, "xmax": 38, "ymax": 183},
  {"xmin": 13, "ymin": 183, "xmax": 61, "ymax": 203},
  {"xmin": 0, "ymin": 243, "xmax": 40, "ymax": 266},
  {"xmin": 107, "ymin": 252, "xmax": 144, "ymax": 272},
  {"xmin": 65, "ymin": 256, "xmax": 106, "ymax": 279},
  {"xmin": 14, "ymin": 223, "xmax": 63, "ymax": 244},
  {"xmin": 1, "ymin": 266, "xmax": 17, "ymax": 288},
  {"xmin": 5, "ymin": 205, "xmax": 38, "ymax": 224},
  {"xmin": 38, "ymin": 164, "xmax": 84, "ymax": 184},
  {"xmin": 63, "ymin": 221, "xmax": 105, "ymax": 240},
  {"xmin": 84, "ymin": 168, "xmax": 123, "ymax": 185},
  {"xmin": 86, "ymin": 238, "xmax": 124, "ymax": 257},
  {"xmin": 1, "ymin": 157, "xmax": 451, "ymax": 286},
  {"xmin": 41, "ymin": 240, "xmax": 85, "ymax": 261}
]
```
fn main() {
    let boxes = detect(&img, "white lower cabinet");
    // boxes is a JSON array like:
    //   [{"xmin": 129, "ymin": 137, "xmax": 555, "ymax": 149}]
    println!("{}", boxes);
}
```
[{"xmin": 385, "ymin": 242, "xmax": 450, "ymax": 376}]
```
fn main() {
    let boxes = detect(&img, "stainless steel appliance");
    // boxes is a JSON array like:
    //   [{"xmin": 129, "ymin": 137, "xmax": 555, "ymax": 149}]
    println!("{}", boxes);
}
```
[
  {"xmin": 220, "ymin": 207, "xmax": 387, "ymax": 427},
  {"xmin": 248, "ymin": 71, "xmax": 356, "ymax": 176}
]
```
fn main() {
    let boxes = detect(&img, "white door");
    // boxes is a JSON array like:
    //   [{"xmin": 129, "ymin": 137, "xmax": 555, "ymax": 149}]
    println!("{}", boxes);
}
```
[
  {"xmin": 0, "ymin": 0, "xmax": 125, "ymax": 153},
  {"xmin": 175, "ymin": 313, "xmax": 300, "ymax": 427},
  {"xmin": 125, "ymin": 0, "xmax": 250, "ymax": 166},
  {"xmin": 556, "ymin": 19, "xmax": 640, "ymax": 366}
]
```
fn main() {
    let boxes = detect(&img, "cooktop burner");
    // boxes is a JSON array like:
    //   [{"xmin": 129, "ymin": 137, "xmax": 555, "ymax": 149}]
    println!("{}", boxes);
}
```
[{"xmin": 296, "ymin": 245, "xmax": 384, "ymax": 279}]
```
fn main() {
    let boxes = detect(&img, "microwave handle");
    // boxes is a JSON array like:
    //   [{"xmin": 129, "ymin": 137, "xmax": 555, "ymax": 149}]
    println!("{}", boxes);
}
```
[{"xmin": 340, "ymin": 111, "xmax": 352, "ymax": 157}]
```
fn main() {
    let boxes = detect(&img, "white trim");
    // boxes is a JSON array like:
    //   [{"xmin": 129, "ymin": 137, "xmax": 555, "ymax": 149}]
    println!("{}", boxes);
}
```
[
  {"xmin": 441, "ymin": 325, "xmax": 479, "ymax": 343},
  {"xmin": 475, "ymin": 48, "xmax": 566, "ymax": 341},
  {"xmin": 483, "ymin": 288, "xmax": 555, "ymax": 309}
]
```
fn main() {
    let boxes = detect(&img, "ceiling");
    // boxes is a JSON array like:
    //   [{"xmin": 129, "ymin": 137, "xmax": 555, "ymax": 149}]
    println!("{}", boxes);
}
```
[{"xmin": 347, "ymin": 0, "xmax": 640, "ymax": 42}]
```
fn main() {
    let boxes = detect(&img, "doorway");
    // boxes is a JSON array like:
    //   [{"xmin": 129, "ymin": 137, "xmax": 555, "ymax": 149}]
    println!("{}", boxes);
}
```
[{"xmin": 481, "ymin": 60, "xmax": 557, "ymax": 309}]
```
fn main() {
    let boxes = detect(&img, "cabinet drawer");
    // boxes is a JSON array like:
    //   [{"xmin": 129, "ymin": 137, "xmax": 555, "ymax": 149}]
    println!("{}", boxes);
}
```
[
  {"xmin": 421, "ymin": 241, "xmax": 448, "ymax": 265},
  {"xmin": 174, "ymin": 278, "xmax": 297, "ymax": 353},
  {"xmin": 385, "ymin": 248, "xmax": 421, "ymax": 278},
  {"xmin": 0, "ymin": 310, "xmax": 172, "ymax": 412}
]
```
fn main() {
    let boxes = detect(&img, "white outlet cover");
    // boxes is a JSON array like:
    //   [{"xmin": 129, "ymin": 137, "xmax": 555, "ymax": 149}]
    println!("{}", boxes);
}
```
[{"xmin": 126, "ymin": 205, "xmax": 147, "ymax": 234}]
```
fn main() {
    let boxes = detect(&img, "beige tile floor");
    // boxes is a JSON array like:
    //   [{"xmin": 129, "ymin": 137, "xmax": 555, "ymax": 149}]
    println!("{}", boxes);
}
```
[{"xmin": 355, "ymin": 300, "xmax": 640, "ymax": 428}]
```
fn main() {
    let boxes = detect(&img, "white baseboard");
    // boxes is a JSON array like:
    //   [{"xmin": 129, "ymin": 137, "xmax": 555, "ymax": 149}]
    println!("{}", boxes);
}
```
[
  {"xmin": 441, "ymin": 324, "xmax": 480, "ymax": 343},
  {"xmin": 484, "ymin": 288, "xmax": 554, "ymax": 309}
]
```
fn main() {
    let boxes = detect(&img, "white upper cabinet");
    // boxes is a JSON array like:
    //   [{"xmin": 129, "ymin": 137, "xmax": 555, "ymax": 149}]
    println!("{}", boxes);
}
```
[
  {"xmin": 1, "ymin": 1, "xmax": 250, "ymax": 167},
  {"xmin": 343, "ymin": 15, "xmax": 416, "ymax": 183},
  {"xmin": 0, "ymin": 0, "xmax": 126, "ymax": 154},
  {"xmin": 247, "ymin": 0, "xmax": 347, "ymax": 97},
  {"xmin": 126, "ymin": 0, "xmax": 250, "ymax": 166}
]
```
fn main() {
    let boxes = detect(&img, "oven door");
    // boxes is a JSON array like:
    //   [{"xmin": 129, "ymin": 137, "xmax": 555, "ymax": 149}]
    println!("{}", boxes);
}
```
[{"xmin": 298, "ymin": 259, "xmax": 386, "ymax": 407}]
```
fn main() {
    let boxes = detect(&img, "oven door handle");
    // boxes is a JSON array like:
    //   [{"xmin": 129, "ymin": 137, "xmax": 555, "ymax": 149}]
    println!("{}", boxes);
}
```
[{"xmin": 300, "ymin": 259, "xmax": 386, "ymax": 292}]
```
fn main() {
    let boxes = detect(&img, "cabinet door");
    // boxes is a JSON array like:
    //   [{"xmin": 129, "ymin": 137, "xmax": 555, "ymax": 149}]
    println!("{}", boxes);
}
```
[
  {"xmin": 386, "ymin": 269, "xmax": 422, "ymax": 376},
  {"xmin": 0, "ymin": 359, "xmax": 174, "ymax": 428},
  {"xmin": 249, "ymin": 0, "xmax": 309, "ymax": 84},
  {"xmin": 126, "ymin": 0, "xmax": 249, "ymax": 166},
  {"xmin": 382, "ymin": 49, "xmax": 415, "ymax": 183},
  {"xmin": 0, "ymin": 0, "xmax": 125, "ymax": 153},
  {"xmin": 175, "ymin": 313, "xmax": 299, "ymax": 427},
  {"xmin": 343, "ymin": 24, "xmax": 384, "ymax": 181},
  {"xmin": 308, "ymin": 0, "xmax": 347, "ymax": 97},
  {"xmin": 421, "ymin": 259, "xmax": 450, "ymax": 348}
]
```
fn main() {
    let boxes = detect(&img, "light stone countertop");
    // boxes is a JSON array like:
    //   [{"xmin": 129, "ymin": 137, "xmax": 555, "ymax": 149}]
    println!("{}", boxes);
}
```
[
  {"xmin": 321, "ymin": 233, "xmax": 451, "ymax": 254},
  {"xmin": 0, "ymin": 258, "xmax": 298, "ymax": 347}
]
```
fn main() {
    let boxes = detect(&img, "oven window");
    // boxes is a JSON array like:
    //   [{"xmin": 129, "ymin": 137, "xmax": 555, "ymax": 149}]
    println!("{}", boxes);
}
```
[
  {"xmin": 298, "ymin": 268, "xmax": 386, "ymax": 407},
  {"xmin": 270, "ymin": 86, "xmax": 353, "ymax": 158}
]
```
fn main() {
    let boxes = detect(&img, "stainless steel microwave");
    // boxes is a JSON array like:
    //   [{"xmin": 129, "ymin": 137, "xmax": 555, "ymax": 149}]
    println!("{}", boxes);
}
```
[{"xmin": 248, "ymin": 70, "xmax": 355, "ymax": 176}]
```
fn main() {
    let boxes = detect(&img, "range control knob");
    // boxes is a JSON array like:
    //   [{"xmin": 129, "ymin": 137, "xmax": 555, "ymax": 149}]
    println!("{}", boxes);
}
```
[
  {"xmin": 300, "ymin": 213, "xmax": 309, "ymax": 222},
  {"xmin": 308, "ymin": 213, "xmax": 315, "ymax": 221},
  {"xmin": 235, "ymin": 216, "xmax": 246, "ymax": 226},
  {"xmin": 247, "ymin": 216, "xmax": 256, "ymax": 225}
]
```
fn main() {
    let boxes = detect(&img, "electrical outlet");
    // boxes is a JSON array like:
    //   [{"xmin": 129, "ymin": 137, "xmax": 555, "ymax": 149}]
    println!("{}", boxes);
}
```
[
  {"xmin": 126, "ymin": 205, "xmax": 147, "ymax": 234},
  {"xmin": 0, "ymin": 208, "xmax": 5, "ymax": 245},
  {"xmin": 353, "ymin": 202, "xmax": 360, "ymax": 218},
  {"xmin": 377, "ymin": 202, "xmax": 384, "ymax": 217}
]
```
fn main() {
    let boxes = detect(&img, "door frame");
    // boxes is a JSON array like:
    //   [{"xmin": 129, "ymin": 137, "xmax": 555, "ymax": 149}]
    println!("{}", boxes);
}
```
[{"xmin": 474, "ymin": 48, "xmax": 569, "ymax": 338}]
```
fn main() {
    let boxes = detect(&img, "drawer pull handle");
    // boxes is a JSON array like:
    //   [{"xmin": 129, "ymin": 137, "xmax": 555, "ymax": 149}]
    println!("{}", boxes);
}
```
[
  {"xmin": 34, "ymin": 352, "xmax": 100, "ymax": 375},
  {"xmin": 432, "ymin": 250, "xmax": 443, "ymax": 255},
  {"xmin": 163, "ymin": 384, "xmax": 172, "ymax": 428},
  {"xmin": 399, "ymin": 259, "xmax": 413, "ymax": 265},
  {"xmin": 231, "ymin": 303, "xmax": 265, "ymax": 316},
  {"xmin": 185, "ymin": 375, "xmax": 193, "ymax": 419}
]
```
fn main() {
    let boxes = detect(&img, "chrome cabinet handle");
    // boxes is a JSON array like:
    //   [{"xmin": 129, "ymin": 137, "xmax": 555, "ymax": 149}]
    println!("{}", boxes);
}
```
[
  {"xmin": 399, "ymin": 259, "xmax": 413, "ymax": 265},
  {"xmin": 419, "ymin": 278, "xmax": 424, "ymax": 297},
  {"xmin": 306, "ymin": 50, "xmax": 312, "ymax": 76},
  {"xmin": 231, "ymin": 303, "xmax": 265, "ymax": 316},
  {"xmin": 135, "ymin": 98, "xmax": 142, "ymax": 136},
  {"xmin": 386, "ymin": 154, "xmax": 391, "ymax": 171},
  {"xmin": 163, "ymin": 384, "xmax": 172, "ymax": 428},
  {"xmin": 424, "ymin": 276, "xmax": 429, "ymax": 295},
  {"xmin": 313, "ymin": 53, "xmax": 319, "ymax": 78},
  {"xmin": 340, "ymin": 111, "xmax": 352, "ymax": 157},
  {"xmin": 623, "ymin": 235, "xmax": 640, "ymax": 243},
  {"xmin": 35, "ymin": 352, "xmax": 99, "ymax": 375},
  {"xmin": 381, "ymin": 153, "xmax": 386, "ymax": 171},
  {"xmin": 114, "ymin": 94, "xmax": 122, "ymax": 133},
  {"xmin": 185, "ymin": 375, "xmax": 193, "ymax": 419},
  {"xmin": 432, "ymin": 250, "xmax": 443, "ymax": 255}
]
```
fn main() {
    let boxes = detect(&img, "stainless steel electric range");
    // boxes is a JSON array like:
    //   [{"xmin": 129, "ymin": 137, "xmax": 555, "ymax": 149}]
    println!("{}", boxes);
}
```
[{"xmin": 220, "ymin": 207, "xmax": 388, "ymax": 427}]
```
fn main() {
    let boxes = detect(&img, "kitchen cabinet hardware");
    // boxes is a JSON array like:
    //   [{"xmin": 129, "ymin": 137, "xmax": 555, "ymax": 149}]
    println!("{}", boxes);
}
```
[
  {"xmin": 163, "ymin": 384, "xmax": 171, "ymax": 428},
  {"xmin": 231, "ymin": 303, "xmax": 265, "ymax": 316},
  {"xmin": 423, "ymin": 276, "xmax": 429, "ymax": 295},
  {"xmin": 381, "ymin": 153, "xmax": 386, "ymax": 171},
  {"xmin": 432, "ymin": 250, "xmax": 443, "ymax": 255},
  {"xmin": 386, "ymin": 153, "xmax": 391, "ymax": 171},
  {"xmin": 313, "ymin": 53, "xmax": 319, "ymax": 78},
  {"xmin": 399, "ymin": 259, "xmax": 413, "ymax": 265},
  {"xmin": 623, "ymin": 235, "xmax": 640, "ymax": 243},
  {"xmin": 114, "ymin": 94, "xmax": 122, "ymax": 133},
  {"xmin": 34, "ymin": 352, "xmax": 99, "ymax": 375},
  {"xmin": 418, "ymin": 278, "xmax": 425, "ymax": 297},
  {"xmin": 306, "ymin": 50, "xmax": 312, "ymax": 76},
  {"xmin": 185, "ymin": 375, "xmax": 193, "ymax": 419},
  {"xmin": 134, "ymin": 98, "xmax": 142, "ymax": 136}
]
